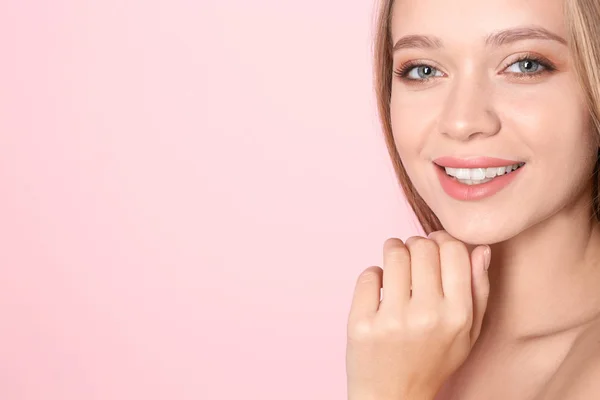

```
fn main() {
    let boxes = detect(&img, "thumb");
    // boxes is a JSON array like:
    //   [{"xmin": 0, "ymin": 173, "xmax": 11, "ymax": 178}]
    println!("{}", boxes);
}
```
[{"xmin": 469, "ymin": 245, "xmax": 491, "ymax": 347}]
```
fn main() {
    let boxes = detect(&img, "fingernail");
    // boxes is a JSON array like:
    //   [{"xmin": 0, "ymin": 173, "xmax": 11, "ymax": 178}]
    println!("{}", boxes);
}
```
[{"xmin": 483, "ymin": 246, "xmax": 491, "ymax": 271}]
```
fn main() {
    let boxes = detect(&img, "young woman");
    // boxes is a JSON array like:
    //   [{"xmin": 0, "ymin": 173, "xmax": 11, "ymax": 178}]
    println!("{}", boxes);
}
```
[{"xmin": 346, "ymin": 0, "xmax": 600, "ymax": 399}]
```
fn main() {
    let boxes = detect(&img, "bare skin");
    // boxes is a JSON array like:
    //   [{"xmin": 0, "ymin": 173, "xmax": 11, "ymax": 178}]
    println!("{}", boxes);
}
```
[
  {"xmin": 435, "ymin": 314, "xmax": 600, "ymax": 400},
  {"xmin": 434, "ymin": 223, "xmax": 600, "ymax": 400},
  {"xmin": 386, "ymin": 0, "xmax": 600, "ymax": 398}
]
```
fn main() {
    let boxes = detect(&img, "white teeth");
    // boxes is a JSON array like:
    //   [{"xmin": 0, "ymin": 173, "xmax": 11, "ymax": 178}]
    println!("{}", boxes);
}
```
[
  {"xmin": 469, "ymin": 168, "xmax": 486, "ymax": 180},
  {"xmin": 451, "ymin": 168, "xmax": 470, "ymax": 180},
  {"xmin": 444, "ymin": 162, "xmax": 524, "ymax": 184}
]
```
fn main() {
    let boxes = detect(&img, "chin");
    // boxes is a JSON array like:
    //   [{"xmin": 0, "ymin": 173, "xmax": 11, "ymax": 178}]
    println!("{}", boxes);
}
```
[{"xmin": 436, "ymin": 212, "xmax": 522, "ymax": 245}]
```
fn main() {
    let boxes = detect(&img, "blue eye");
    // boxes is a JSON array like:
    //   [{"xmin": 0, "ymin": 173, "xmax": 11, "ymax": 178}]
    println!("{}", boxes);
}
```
[
  {"xmin": 393, "ymin": 63, "xmax": 443, "ymax": 81},
  {"xmin": 504, "ymin": 58, "xmax": 550, "ymax": 74},
  {"xmin": 393, "ymin": 54, "xmax": 556, "ymax": 84},
  {"xmin": 507, "ymin": 59, "xmax": 542, "ymax": 73},
  {"xmin": 405, "ymin": 65, "xmax": 444, "ymax": 80}
]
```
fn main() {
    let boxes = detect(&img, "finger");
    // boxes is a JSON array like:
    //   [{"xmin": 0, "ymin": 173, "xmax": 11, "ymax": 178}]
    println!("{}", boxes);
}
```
[
  {"xmin": 470, "ymin": 245, "xmax": 491, "ymax": 346},
  {"xmin": 428, "ymin": 231, "xmax": 472, "ymax": 309},
  {"xmin": 405, "ymin": 235, "xmax": 443, "ymax": 301},
  {"xmin": 348, "ymin": 266, "xmax": 383, "ymax": 325},
  {"xmin": 380, "ymin": 238, "xmax": 411, "ymax": 310}
]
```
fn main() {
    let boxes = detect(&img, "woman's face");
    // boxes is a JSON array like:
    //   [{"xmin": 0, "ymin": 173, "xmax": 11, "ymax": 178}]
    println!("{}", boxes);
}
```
[{"xmin": 390, "ymin": 0, "xmax": 597, "ymax": 244}]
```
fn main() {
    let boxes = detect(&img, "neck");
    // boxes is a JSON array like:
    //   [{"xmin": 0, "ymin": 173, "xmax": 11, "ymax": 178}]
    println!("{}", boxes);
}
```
[{"xmin": 478, "ymin": 190, "xmax": 600, "ymax": 343}]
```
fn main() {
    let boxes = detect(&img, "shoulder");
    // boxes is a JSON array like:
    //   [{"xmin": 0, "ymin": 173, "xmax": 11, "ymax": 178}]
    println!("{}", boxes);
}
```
[{"xmin": 540, "ymin": 321, "xmax": 600, "ymax": 400}]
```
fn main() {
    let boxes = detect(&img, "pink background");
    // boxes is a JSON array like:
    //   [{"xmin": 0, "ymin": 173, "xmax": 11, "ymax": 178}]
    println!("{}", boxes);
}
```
[{"xmin": 0, "ymin": 1, "xmax": 421, "ymax": 399}]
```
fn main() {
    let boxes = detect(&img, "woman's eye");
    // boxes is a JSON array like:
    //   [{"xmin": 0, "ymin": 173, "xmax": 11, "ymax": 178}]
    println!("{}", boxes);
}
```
[
  {"xmin": 395, "ymin": 57, "xmax": 553, "ymax": 83},
  {"xmin": 406, "ymin": 65, "xmax": 443, "ymax": 80},
  {"xmin": 505, "ymin": 59, "xmax": 545, "ymax": 74}
]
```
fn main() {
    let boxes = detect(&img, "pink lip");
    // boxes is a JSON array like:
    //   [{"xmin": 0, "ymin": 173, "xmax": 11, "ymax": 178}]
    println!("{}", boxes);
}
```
[
  {"xmin": 434, "ymin": 163, "xmax": 525, "ymax": 201},
  {"xmin": 433, "ymin": 156, "xmax": 524, "ymax": 168}
]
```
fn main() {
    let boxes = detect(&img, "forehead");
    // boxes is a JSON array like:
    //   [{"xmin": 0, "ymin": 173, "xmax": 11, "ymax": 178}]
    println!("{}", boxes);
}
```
[{"xmin": 391, "ymin": 0, "xmax": 566, "ymax": 45}]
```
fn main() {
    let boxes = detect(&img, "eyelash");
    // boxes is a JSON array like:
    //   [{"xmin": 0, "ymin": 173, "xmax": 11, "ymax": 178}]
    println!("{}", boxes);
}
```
[{"xmin": 392, "ymin": 53, "xmax": 557, "ymax": 84}]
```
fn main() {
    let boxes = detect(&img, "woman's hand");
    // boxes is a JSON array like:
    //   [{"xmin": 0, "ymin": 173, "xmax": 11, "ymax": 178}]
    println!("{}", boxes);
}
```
[{"xmin": 345, "ymin": 230, "xmax": 491, "ymax": 400}]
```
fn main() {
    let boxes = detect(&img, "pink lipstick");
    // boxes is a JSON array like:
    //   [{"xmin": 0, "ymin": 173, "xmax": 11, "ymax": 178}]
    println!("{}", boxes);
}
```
[{"xmin": 433, "ymin": 156, "xmax": 526, "ymax": 201}]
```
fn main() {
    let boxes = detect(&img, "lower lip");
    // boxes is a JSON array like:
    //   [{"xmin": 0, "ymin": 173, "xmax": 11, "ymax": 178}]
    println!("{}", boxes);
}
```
[{"xmin": 435, "ymin": 164, "xmax": 525, "ymax": 201}]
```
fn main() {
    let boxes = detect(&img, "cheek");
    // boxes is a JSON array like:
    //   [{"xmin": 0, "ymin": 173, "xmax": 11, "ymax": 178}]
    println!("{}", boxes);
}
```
[
  {"xmin": 389, "ymin": 96, "xmax": 435, "ymax": 160},
  {"xmin": 389, "ymin": 106, "xmax": 433, "ymax": 194},
  {"xmin": 498, "ymin": 73, "xmax": 594, "ymax": 147},
  {"xmin": 390, "ymin": 115, "xmax": 423, "ymax": 186},
  {"xmin": 503, "ymin": 92, "xmax": 594, "ymax": 164}
]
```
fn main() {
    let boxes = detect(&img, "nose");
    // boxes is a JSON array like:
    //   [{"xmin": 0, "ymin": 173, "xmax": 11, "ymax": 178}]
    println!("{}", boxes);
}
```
[{"xmin": 437, "ymin": 74, "xmax": 501, "ymax": 141}]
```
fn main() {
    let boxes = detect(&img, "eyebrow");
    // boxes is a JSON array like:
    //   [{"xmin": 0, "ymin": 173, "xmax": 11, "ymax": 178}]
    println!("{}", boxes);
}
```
[{"xmin": 392, "ymin": 25, "xmax": 568, "ymax": 52}]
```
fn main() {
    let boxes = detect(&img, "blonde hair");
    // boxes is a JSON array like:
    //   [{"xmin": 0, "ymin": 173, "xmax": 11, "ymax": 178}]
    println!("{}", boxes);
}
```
[{"xmin": 372, "ymin": 0, "xmax": 600, "ymax": 234}]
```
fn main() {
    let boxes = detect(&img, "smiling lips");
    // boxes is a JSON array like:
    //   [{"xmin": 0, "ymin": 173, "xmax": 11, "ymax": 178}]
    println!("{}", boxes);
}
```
[
  {"xmin": 432, "ymin": 156, "xmax": 526, "ymax": 201},
  {"xmin": 433, "ymin": 156, "xmax": 524, "ymax": 168}
]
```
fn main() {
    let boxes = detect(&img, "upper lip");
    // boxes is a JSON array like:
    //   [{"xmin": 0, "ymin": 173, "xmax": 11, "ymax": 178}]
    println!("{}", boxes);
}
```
[{"xmin": 433, "ymin": 156, "xmax": 525, "ymax": 168}]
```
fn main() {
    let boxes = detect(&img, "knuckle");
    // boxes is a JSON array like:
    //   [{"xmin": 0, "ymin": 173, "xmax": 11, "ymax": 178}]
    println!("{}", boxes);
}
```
[
  {"xmin": 358, "ymin": 267, "xmax": 382, "ymax": 283},
  {"xmin": 403, "ymin": 235, "xmax": 419, "ymax": 246},
  {"xmin": 407, "ymin": 311, "xmax": 440, "ymax": 331},
  {"xmin": 408, "ymin": 237, "xmax": 439, "ymax": 253},
  {"xmin": 386, "ymin": 247, "xmax": 410, "ymax": 263},
  {"xmin": 446, "ymin": 312, "xmax": 471, "ymax": 330},
  {"xmin": 428, "ymin": 230, "xmax": 453, "ymax": 241},
  {"xmin": 427, "ymin": 230, "xmax": 445, "ymax": 238},
  {"xmin": 384, "ymin": 237, "xmax": 407, "ymax": 250},
  {"xmin": 378, "ymin": 316, "xmax": 404, "ymax": 335},
  {"xmin": 441, "ymin": 240, "xmax": 468, "ymax": 257},
  {"xmin": 347, "ymin": 318, "xmax": 374, "ymax": 342},
  {"xmin": 349, "ymin": 316, "xmax": 408, "ymax": 343},
  {"xmin": 384, "ymin": 241, "xmax": 410, "ymax": 260},
  {"xmin": 384, "ymin": 237, "xmax": 404, "ymax": 248}
]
